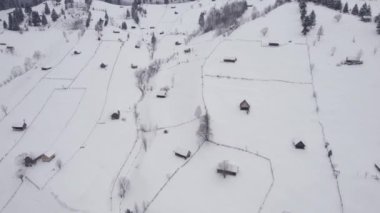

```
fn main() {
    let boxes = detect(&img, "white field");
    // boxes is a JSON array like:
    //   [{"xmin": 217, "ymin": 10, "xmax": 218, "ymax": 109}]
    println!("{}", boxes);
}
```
[{"xmin": 0, "ymin": 0, "xmax": 380, "ymax": 213}]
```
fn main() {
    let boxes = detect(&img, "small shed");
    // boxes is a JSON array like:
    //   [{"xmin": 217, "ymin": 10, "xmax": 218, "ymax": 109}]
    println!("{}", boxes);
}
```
[
  {"xmin": 159, "ymin": 31, "xmax": 164, "ymax": 35},
  {"xmin": 12, "ymin": 120, "xmax": 27, "ymax": 131},
  {"xmin": 361, "ymin": 16, "xmax": 372, "ymax": 22},
  {"xmin": 135, "ymin": 44, "xmax": 140, "ymax": 49},
  {"xmin": 175, "ymin": 41, "xmax": 181, "ymax": 46},
  {"xmin": 375, "ymin": 162, "xmax": 380, "ymax": 172},
  {"xmin": 174, "ymin": 148, "xmax": 191, "ymax": 160},
  {"xmin": 113, "ymin": 30, "xmax": 120, "ymax": 33},
  {"xmin": 240, "ymin": 100, "xmax": 250, "ymax": 113},
  {"xmin": 217, "ymin": 160, "xmax": 239, "ymax": 178},
  {"xmin": 131, "ymin": 26, "xmax": 136, "ymax": 29},
  {"xmin": 150, "ymin": 26, "xmax": 155, "ymax": 29},
  {"xmin": 184, "ymin": 48, "xmax": 191, "ymax": 53},
  {"xmin": 223, "ymin": 57, "xmax": 237, "ymax": 63},
  {"xmin": 344, "ymin": 57, "xmax": 363, "ymax": 65},
  {"xmin": 111, "ymin": 110, "xmax": 120, "ymax": 120},
  {"xmin": 131, "ymin": 64, "xmax": 138, "ymax": 69},
  {"xmin": 73, "ymin": 50, "xmax": 81, "ymax": 55},
  {"xmin": 294, "ymin": 141, "xmax": 305, "ymax": 149},
  {"xmin": 156, "ymin": 90, "xmax": 168, "ymax": 98},
  {"xmin": 40, "ymin": 151, "xmax": 56, "ymax": 162}
]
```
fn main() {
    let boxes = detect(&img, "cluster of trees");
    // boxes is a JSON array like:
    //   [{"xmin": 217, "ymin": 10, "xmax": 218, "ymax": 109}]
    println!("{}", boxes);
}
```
[
  {"xmin": 6, "ymin": 8, "xmax": 24, "ymax": 31},
  {"xmin": 199, "ymin": 0, "xmax": 248, "ymax": 32},
  {"xmin": 299, "ymin": 0, "xmax": 316, "ymax": 35},
  {"xmin": 64, "ymin": 0, "xmax": 74, "ymax": 9},
  {"xmin": 376, "ymin": 14, "xmax": 380, "ymax": 34},
  {"xmin": 130, "ymin": 0, "xmax": 146, "ymax": 24}
]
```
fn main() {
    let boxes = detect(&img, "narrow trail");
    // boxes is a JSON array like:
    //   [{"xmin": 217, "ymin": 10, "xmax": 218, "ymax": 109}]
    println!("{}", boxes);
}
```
[
  {"xmin": 205, "ymin": 74, "xmax": 313, "ymax": 85},
  {"xmin": 305, "ymin": 37, "xmax": 344, "ymax": 213}
]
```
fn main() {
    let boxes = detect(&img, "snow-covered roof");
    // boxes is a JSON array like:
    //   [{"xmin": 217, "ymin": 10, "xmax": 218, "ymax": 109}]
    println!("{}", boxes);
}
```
[
  {"xmin": 157, "ymin": 90, "xmax": 167, "ymax": 97},
  {"xmin": 43, "ymin": 151, "xmax": 55, "ymax": 157},
  {"xmin": 217, "ymin": 160, "xmax": 239, "ymax": 173},
  {"xmin": 174, "ymin": 147, "xmax": 189, "ymax": 156}
]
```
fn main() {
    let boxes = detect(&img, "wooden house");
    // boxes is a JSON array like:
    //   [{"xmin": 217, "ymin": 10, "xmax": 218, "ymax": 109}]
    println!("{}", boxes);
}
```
[
  {"xmin": 240, "ymin": 100, "xmax": 250, "ymax": 113},
  {"xmin": 223, "ymin": 57, "xmax": 237, "ymax": 63},
  {"xmin": 156, "ymin": 90, "xmax": 168, "ymax": 98},
  {"xmin": 268, "ymin": 42, "xmax": 280, "ymax": 47},
  {"xmin": 217, "ymin": 160, "xmax": 239, "ymax": 178},
  {"xmin": 40, "ymin": 151, "xmax": 56, "ymax": 162},
  {"xmin": 184, "ymin": 48, "xmax": 191, "ymax": 53},
  {"xmin": 174, "ymin": 148, "xmax": 191, "ymax": 160},
  {"xmin": 12, "ymin": 120, "xmax": 27, "ymax": 131},
  {"xmin": 344, "ymin": 57, "xmax": 363, "ymax": 65},
  {"xmin": 131, "ymin": 64, "xmax": 138, "ymax": 69}
]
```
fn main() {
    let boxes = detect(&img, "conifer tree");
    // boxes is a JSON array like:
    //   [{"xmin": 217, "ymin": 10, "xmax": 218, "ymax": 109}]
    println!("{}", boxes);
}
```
[
  {"xmin": 51, "ymin": 9, "xmax": 59, "ymax": 22},
  {"xmin": 44, "ymin": 3, "xmax": 51, "ymax": 15},
  {"xmin": 352, "ymin": 4, "xmax": 359, "ymax": 16},
  {"xmin": 42, "ymin": 14, "xmax": 48, "ymax": 26},
  {"xmin": 342, "ymin": 2, "xmax": 349, "ymax": 13}
]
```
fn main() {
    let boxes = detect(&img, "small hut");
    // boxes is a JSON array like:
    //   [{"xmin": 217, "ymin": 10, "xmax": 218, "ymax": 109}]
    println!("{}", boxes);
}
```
[
  {"xmin": 175, "ymin": 41, "xmax": 181, "ymax": 46},
  {"xmin": 174, "ymin": 148, "xmax": 191, "ymax": 160},
  {"xmin": 159, "ymin": 31, "xmax": 164, "ymax": 35},
  {"xmin": 131, "ymin": 64, "xmax": 138, "ymax": 69},
  {"xmin": 135, "ymin": 44, "xmax": 140, "ymax": 49},
  {"xmin": 40, "ymin": 151, "xmax": 56, "ymax": 162},
  {"xmin": 111, "ymin": 110, "xmax": 120, "ymax": 120},
  {"xmin": 131, "ymin": 26, "xmax": 136, "ymax": 29},
  {"xmin": 12, "ymin": 120, "xmax": 27, "ymax": 131},
  {"xmin": 100, "ymin": 63, "xmax": 107, "ymax": 68},
  {"xmin": 73, "ymin": 50, "xmax": 81, "ymax": 55},
  {"xmin": 240, "ymin": 100, "xmax": 250, "ymax": 114},
  {"xmin": 156, "ymin": 90, "xmax": 168, "ymax": 98},
  {"xmin": 375, "ymin": 162, "xmax": 380, "ymax": 172},
  {"xmin": 184, "ymin": 48, "xmax": 191, "ymax": 53},
  {"xmin": 268, "ymin": 42, "xmax": 280, "ymax": 47},
  {"xmin": 41, "ymin": 66, "xmax": 52, "ymax": 71},
  {"xmin": 217, "ymin": 160, "xmax": 239, "ymax": 178},
  {"xmin": 223, "ymin": 57, "xmax": 237, "ymax": 63},
  {"xmin": 294, "ymin": 141, "xmax": 305, "ymax": 149}
]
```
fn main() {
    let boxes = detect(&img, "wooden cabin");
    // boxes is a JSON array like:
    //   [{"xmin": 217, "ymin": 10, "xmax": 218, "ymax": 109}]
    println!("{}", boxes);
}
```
[
  {"xmin": 131, "ymin": 64, "xmax": 138, "ymax": 69},
  {"xmin": 156, "ymin": 90, "xmax": 167, "ymax": 98},
  {"xmin": 111, "ymin": 110, "xmax": 120, "ymax": 120},
  {"xmin": 174, "ymin": 148, "xmax": 191, "ymax": 160},
  {"xmin": 135, "ymin": 44, "xmax": 140, "ymax": 49},
  {"xmin": 113, "ymin": 30, "xmax": 120, "ymax": 34},
  {"xmin": 184, "ymin": 48, "xmax": 191, "ymax": 53},
  {"xmin": 159, "ymin": 31, "xmax": 164, "ymax": 35},
  {"xmin": 217, "ymin": 160, "xmax": 239, "ymax": 178},
  {"xmin": 150, "ymin": 26, "xmax": 155, "ymax": 29},
  {"xmin": 344, "ymin": 58, "xmax": 363, "ymax": 65},
  {"xmin": 294, "ymin": 141, "xmax": 305, "ymax": 149},
  {"xmin": 240, "ymin": 100, "xmax": 250, "ymax": 113},
  {"xmin": 131, "ymin": 26, "xmax": 136, "ymax": 29},
  {"xmin": 223, "ymin": 57, "xmax": 237, "ymax": 63},
  {"xmin": 73, "ymin": 50, "xmax": 81, "ymax": 55},
  {"xmin": 175, "ymin": 41, "xmax": 181, "ymax": 46},
  {"xmin": 375, "ymin": 162, "xmax": 380, "ymax": 172}
]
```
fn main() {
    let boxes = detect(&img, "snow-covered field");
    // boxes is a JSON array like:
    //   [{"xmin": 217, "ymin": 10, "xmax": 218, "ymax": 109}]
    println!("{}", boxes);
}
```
[{"xmin": 0, "ymin": 0, "xmax": 380, "ymax": 213}]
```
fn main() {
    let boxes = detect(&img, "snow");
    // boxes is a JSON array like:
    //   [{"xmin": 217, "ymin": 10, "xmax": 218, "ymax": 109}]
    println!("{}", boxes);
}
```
[{"xmin": 1, "ymin": 0, "xmax": 380, "ymax": 213}]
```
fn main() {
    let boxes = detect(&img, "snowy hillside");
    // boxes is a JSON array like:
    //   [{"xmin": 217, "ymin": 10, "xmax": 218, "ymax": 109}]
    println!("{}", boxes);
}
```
[{"xmin": 0, "ymin": 0, "xmax": 380, "ymax": 213}]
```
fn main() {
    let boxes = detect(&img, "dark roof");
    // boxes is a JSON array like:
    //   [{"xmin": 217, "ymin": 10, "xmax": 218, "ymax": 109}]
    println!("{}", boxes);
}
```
[
  {"xmin": 240, "ymin": 100, "xmax": 250, "ymax": 109},
  {"xmin": 295, "ymin": 141, "xmax": 305, "ymax": 149}
]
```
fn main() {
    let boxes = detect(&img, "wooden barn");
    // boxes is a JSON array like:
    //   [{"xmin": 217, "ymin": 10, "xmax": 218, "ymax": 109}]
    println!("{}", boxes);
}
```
[
  {"xmin": 217, "ymin": 160, "xmax": 239, "ymax": 178},
  {"xmin": 294, "ymin": 141, "xmax": 306, "ymax": 149},
  {"xmin": 39, "ymin": 151, "xmax": 56, "ymax": 162},
  {"xmin": 223, "ymin": 57, "xmax": 237, "ymax": 63},
  {"xmin": 240, "ymin": 100, "xmax": 250, "ymax": 113},
  {"xmin": 175, "ymin": 41, "xmax": 181, "ymax": 46},
  {"xmin": 131, "ymin": 64, "xmax": 138, "ymax": 69},
  {"xmin": 41, "ymin": 66, "xmax": 52, "ymax": 71},
  {"xmin": 174, "ymin": 148, "xmax": 191, "ymax": 160},
  {"xmin": 184, "ymin": 48, "xmax": 191, "ymax": 53},
  {"xmin": 12, "ymin": 120, "xmax": 27, "ymax": 131},
  {"xmin": 268, "ymin": 42, "xmax": 280, "ymax": 47},
  {"xmin": 344, "ymin": 57, "xmax": 363, "ymax": 65}
]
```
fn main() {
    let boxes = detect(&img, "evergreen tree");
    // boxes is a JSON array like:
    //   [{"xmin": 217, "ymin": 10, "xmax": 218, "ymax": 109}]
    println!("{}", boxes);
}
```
[
  {"xmin": 377, "ymin": 20, "xmax": 380, "ymax": 34},
  {"xmin": 44, "ymin": 3, "xmax": 51, "ymax": 15},
  {"xmin": 198, "ymin": 12, "xmax": 205, "ymax": 29},
  {"xmin": 25, "ymin": 5, "xmax": 32, "ymax": 14},
  {"xmin": 51, "ymin": 9, "xmax": 59, "ymax": 22},
  {"xmin": 310, "ymin": 10, "xmax": 316, "ymax": 26},
  {"xmin": 42, "ymin": 14, "xmax": 48, "ymax": 26},
  {"xmin": 164, "ymin": 0, "xmax": 169, "ymax": 4},
  {"xmin": 86, "ymin": 12, "xmax": 91, "ymax": 27},
  {"xmin": 122, "ymin": 21, "xmax": 127, "ymax": 30},
  {"xmin": 342, "ymin": 2, "xmax": 349, "ymax": 13},
  {"xmin": 359, "ymin": 3, "xmax": 367, "ymax": 17},
  {"xmin": 334, "ymin": 0, "xmax": 342, "ymax": 11},
  {"xmin": 367, "ymin": 5, "xmax": 372, "ymax": 16},
  {"xmin": 300, "ymin": 7, "xmax": 307, "ymax": 20},
  {"xmin": 352, "ymin": 4, "xmax": 359, "ymax": 16},
  {"xmin": 3, "ymin": 21, "xmax": 7, "ymax": 29},
  {"xmin": 302, "ymin": 16, "xmax": 311, "ymax": 35},
  {"xmin": 126, "ymin": 9, "xmax": 131, "ymax": 19},
  {"xmin": 31, "ymin": 11, "xmax": 42, "ymax": 26}
]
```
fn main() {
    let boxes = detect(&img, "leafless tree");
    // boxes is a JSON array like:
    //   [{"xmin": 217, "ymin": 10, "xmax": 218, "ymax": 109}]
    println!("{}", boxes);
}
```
[{"xmin": 118, "ymin": 177, "xmax": 130, "ymax": 198}]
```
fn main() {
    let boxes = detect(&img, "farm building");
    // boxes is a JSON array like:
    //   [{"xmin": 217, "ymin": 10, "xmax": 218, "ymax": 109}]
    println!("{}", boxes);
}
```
[
  {"xmin": 175, "ymin": 41, "xmax": 181, "ymax": 46},
  {"xmin": 113, "ymin": 30, "xmax": 120, "ymax": 34},
  {"xmin": 131, "ymin": 64, "xmax": 138, "ymax": 69},
  {"xmin": 268, "ymin": 42, "xmax": 280, "ymax": 47},
  {"xmin": 174, "ymin": 148, "xmax": 191, "ymax": 160},
  {"xmin": 223, "ymin": 57, "xmax": 237, "ymax": 63},
  {"xmin": 344, "ymin": 57, "xmax": 363, "ymax": 65},
  {"xmin": 184, "ymin": 48, "xmax": 191, "ymax": 53},
  {"xmin": 156, "ymin": 90, "xmax": 168, "ymax": 98},
  {"xmin": 111, "ymin": 110, "xmax": 120, "ymax": 120},
  {"xmin": 294, "ymin": 141, "xmax": 306, "ymax": 149},
  {"xmin": 100, "ymin": 63, "xmax": 107, "ymax": 68},
  {"xmin": 217, "ymin": 160, "xmax": 239, "ymax": 178},
  {"xmin": 41, "ymin": 66, "xmax": 52, "ymax": 71},
  {"xmin": 240, "ymin": 100, "xmax": 250, "ymax": 113},
  {"xmin": 24, "ymin": 156, "xmax": 36, "ymax": 167},
  {"xmin": 73, "ymin": 50, "xmax": 81, "ymax": 55}
]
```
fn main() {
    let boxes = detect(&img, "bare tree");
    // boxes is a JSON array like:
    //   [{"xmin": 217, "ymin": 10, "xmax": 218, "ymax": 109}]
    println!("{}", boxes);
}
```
[
  {"xmin": 118, "ymin": 177, "xmax": 130, "ymax": 198},
  {"xmin": 260, "ymin": 27, "xmax": 268, "ymax": 37}
]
